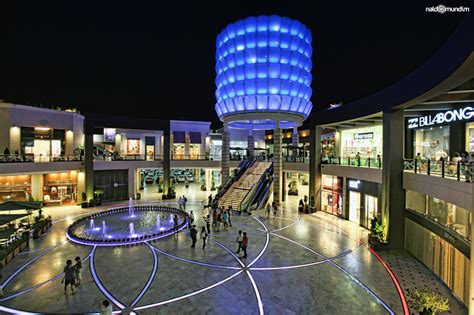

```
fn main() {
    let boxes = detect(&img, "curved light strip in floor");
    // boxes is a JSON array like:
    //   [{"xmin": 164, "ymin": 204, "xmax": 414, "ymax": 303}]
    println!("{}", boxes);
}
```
[
  {"xmin": 0, "ymin": 305, "xmax": 39, "ymax": 314},
  {"xmin": 271, "ymin": 232, "xmax": 395, "ymax": 315},
  {"xmin": 361, "ymin": 242, "xmax": 410, "ymax": 315},
  {"xmin": 246, "ymin": 270, "xmax": 264, "ymax": 315},
  {"xmin": 0, "ymin": 251, "xmax": 93, "ymax": 302},
  {"xmin": 0, "ymin": 241, "xmax": 67, "ymax": 289},
  {"xmin": 133, "ymin": 270, "xmax": 244, "ymax": 311},
  {"xmin": 270, "ymin": 214, "xmax": 301, "ymax": 233},
  {"xmin": 250, "ymin": 249, "xmax": 352, "ymax": 271},
  {"xmin": 89, "ymin": 246, "xmax": 126, "ymax": 310},
  {"xmin": 130, "ymin": 242, "xmax": 159, "ymax": 307},
  {"xmin": 209, "ymin": 239, "xmax": 245, "ymax": 268},
  {"xmin": 248, "ymin": 217, "xmax": 269, "ymax": 268},
  {"xmin": 149, "ymin": 243, "xmax": 240, "ymax": 270}
]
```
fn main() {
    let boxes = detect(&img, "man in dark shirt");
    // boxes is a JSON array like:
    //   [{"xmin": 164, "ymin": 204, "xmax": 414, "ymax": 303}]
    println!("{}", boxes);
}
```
[{"xmin": 190, "ymin": 225, "xmax": 197, "ymax": 248}]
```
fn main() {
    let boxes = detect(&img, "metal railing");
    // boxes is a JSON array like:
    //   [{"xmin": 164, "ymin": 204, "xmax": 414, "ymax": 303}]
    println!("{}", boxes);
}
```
[
  {"xmin": 283, "ymin": 155, "xmax": 309, "ymax": 163},
  {"xmin": 0, "ymin": 154, "xmax": 83, "ymax": 163},
  {"xmin": 322, "ymin": 156, "xmax": 382, "ymax": 169},
  {"xmin": 403, "ymin": 158, "xmax": 465, "ymax": 181}
]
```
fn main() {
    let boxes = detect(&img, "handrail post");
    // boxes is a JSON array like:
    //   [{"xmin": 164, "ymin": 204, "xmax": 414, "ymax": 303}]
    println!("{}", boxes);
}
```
[
  {"xmin": 457, "ymin": 161, "xmax": 461, "ymax": 181},
  {"xmin": 441, "ymin": 159, "xmax": 445, "ymax": 178},
  {"xmin": 338, "ymin": 156, "xmax": 341, "ymax": 165},
  {"xmin": 427, "ymin": 159, "xmax": 431, "ymax": 175},
  {"xmin": 414, "ymin": 159, "xmax": 418, "ymax": 174},
  {"xmin": 368, "ymin": 158, "xmax": 370, "ymax": 168}
]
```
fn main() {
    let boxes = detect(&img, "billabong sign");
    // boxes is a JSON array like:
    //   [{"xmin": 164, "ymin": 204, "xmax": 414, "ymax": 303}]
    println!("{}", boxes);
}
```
[
  {"xmin": 353, "ymin": 132, "xmax": 373, "ymax": 140},
  {"xmin": 408, "ymin": 106, "xmax": 474, "ymax": 129}
]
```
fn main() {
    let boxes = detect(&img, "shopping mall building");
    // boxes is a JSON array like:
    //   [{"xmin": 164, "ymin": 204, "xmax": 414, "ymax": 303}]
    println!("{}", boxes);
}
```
[{"xmin": 0, "ymin": 12, "xmax": 473, "ymax": 312}]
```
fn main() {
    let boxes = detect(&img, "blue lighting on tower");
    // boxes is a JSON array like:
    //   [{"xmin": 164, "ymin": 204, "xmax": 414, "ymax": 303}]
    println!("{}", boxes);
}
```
[{"xmin": 215, "ymin": 15, "xmax": 313, "ymax": 127}]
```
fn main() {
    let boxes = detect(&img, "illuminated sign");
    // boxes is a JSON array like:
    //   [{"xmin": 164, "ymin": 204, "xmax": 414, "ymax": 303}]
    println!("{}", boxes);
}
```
[
  {"xmin": 104, "ymin": 128, "xmax": 117, "ymax": 142},
  {"xmin": 348, "ymin": 180, "xmax": 360, "ymax": 189},
  {"xmin": 408, "ymin": 107, "xmax": 474, "ymax": 129},
  {"xmin": 353, "ymin": 132, "xmax": 373, "ymax": 140}
]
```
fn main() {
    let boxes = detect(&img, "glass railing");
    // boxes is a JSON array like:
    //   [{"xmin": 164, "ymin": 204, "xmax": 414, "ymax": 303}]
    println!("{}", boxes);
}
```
[
  {"xmin": 403, "ymin": 158, "xmax": 465, "ymax": 181},
  {"xmin": 283, "ymin": 155, "xmax": 309, "ymax": 163},
  {"xmin": 322, "ymin": 156, "xmax": 382, "ymax": 169},
  {"xmin": 0, "ymin": 154, "xmax": 83, "ymax": 163}
]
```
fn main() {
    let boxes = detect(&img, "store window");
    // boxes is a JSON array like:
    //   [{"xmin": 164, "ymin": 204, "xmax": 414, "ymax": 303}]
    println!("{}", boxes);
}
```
[
  {"xmin": 321, "ymin": 175, "xmax": 343, "ymax": 217},
  {"xmin": 364, "ymin": 195, "xmax": 378, "ymax": 229},
  {"xmin": 466, "ymin": 122, "xmax": 474, "ymax": 152},
  {"xmin": 43, "ymin": 172, "xmax": 78, "ymax": 205},
  {"xmin": 173, "ymin": 131, "xmax": 185, "ymax": 159},
  {"xmin": 340, "ymin": 125, "xmax": 382, "ymax": 160},
  {"xmin": 0, "ymin": 175, "xmax": 31, "ymax": 202},
  {"xmin": 405, "ymin": 190, "xmax": 426, "ymax": 215},
  {"xmin": 414, "ymin": 127, "xmax": 449, "ymax": 160},
  {"xmin": 209, "ymin": 139, "xmax": 222, "ymax": 160},
  {"xmin": 405, "ymin": 219, "xmax": 469, "ymax": 304},
  {"xmin": 127, "ymin": 139, "xmax": 141, "ymax": 155}
]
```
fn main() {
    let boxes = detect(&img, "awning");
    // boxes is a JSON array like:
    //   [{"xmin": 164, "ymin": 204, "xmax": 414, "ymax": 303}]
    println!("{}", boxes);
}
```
[
  {"xmin": 0, "ymin": 201, "xmax": 43, "ymax": 211},
  {"xmin": 173, "ymin": 131, "xmax": 185, "ymax": 143},
  {"xmin": 0, "ymin": 214, "xmax": 29, "ymax": 226},
  {"xmin": 189, "ymin": 132, "xmax": 201, "ymax": 144}
]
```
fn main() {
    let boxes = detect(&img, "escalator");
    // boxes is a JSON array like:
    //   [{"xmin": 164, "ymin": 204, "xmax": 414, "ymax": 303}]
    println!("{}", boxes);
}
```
[
  {"xmin": 214, "ymin": 158, "xmax": 254, "ymax": 201},
  {"xmin": 239, "ymin": 163, "xmax": 273, "ymax": 213}
]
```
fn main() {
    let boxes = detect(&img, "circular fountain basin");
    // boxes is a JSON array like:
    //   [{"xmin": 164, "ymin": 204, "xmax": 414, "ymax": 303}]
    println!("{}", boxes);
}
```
[{"xmin": 67, "ymin": 205, "xmax": 188, "ymax": 246}]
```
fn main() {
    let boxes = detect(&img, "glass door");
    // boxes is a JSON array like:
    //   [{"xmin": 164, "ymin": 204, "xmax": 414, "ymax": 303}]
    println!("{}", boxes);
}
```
[
  {"xmin": 364, "ymin": 195, "xmax": 378, "ymax": 229},
  {"xmin": 146, "ymin": 145, "xmax": 155, "ymax": 161},
  {"xmin": 348, "ymin": 191, "xmax": 361, "ymax": 224}
]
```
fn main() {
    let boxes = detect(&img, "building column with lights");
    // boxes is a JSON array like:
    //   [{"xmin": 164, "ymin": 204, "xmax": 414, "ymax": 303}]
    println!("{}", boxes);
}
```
[
  {"xmin": 309, "ymin": 126, "xmax": 322, "ymax": 212},
  {"xmin": 273, "ymin": 120, "xmax": 283, "ymax": 205},
  {"xmin": 247, "ymin": 129, "xmax": 254, "ymax": 159},
  {"xmin": 163, "ymin": 125, "xmax": 171, "ymax": 196},
  {"xmin": 221, "ymin": 122, "xmax": 230, "ymax": 183}
]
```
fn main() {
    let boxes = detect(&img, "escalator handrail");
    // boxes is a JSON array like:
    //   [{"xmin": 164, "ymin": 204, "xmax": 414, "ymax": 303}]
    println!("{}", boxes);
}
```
[
  {"xmin": 249, "ymin": 164, "xmax": 273, "ymax": 210},
  {"xmin": 239, "ymin": 163, "xmax": 273, "ymax": 212},
  {"xmin": 216, "ymin": 158, "xmax": 251, "ymax": 199}
]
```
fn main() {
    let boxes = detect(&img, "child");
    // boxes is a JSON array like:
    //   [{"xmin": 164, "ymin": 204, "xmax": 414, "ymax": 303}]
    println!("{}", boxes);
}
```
[{"xmin": 74, "ymin": 256, "xmax": 82, "ymax": 286}]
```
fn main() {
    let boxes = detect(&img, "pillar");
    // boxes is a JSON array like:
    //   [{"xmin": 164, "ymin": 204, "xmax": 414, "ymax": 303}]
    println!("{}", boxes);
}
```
[
  {"xmin": 163, "ymin": 126, "xmax": 171, "ymax": 196},
  {"xmin": 292, "ymin": 127, "xmax": 299, "ymax": 157},
  {"xmin": 221, "ymin": 122, "xmax": 230, "ymax": 183},
  {"xmin": 31, "ymin": 174, "xmax": 43, "ymax": 201},
  {"xmin": 334, "ymin": 129, "xmax": 341, "ymax": 158},
  {"xmin": 469, "ymin": 185, "xmax": 474, "ymax": 314},
  {"xmin": 77, "ymin": 171, "xmax": 86, "ymax": 204},
  {"xmin": 115, "ymin": 134, "xmax": 122, "ymax": 154},
  {"xmin": 247, "ymin": 129, "xmax": 255, "ymax": 160},
  {"xmin": 65, "ymin": 130, "xmax": 74, "ymax": 156},
  {"xmin": 84, "ymin": 120, "xmax": 95, "ymax": 202},
  {"xmin": 184, "ymin": 132, "xmax": 190, "ymax": 159},
  {"xmin": 205, "ymin": 169, "xmax": 213, "ymax": 191},
  {"xmin": 309, "ymin": 126, "xmax": 322, "ymax": 212},
  {"xmin": 282, "ymin": 171, "xmax": 286, "ymax": 202},
  {"xmin": 381, "ymin": 109, "xmax": 405, "ymax": 248},
  {"xmin": 9, "ymin": 126, "xmax": 20, "ymax": 153},
  {"xmin": 273, "ymin": 120, "xmax": 282, "ymax": 205}
]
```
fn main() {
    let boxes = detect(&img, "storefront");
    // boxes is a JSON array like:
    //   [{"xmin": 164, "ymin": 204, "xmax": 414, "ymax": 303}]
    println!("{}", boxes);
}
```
[
  {"xmin": 145, "ymin": 136, "xmax": 155, "ymax": 161},
  {"xmin": 346, "ymin": 178, "xmax": 381, "ymax": 229},
  {"xmin": 406, "ymin": 105, "xmax": 474, "ymax": 160},
  {"xmin": 189, "ymin": 132, "xmax": 202, "ymax": 159},
  {"xmin": 0, "ymin": 175, "xmax": 31, "ymax": 202},
  {"xmin": 340, "ymin": 125, "xmax": 382, "ymax": 160},
  {"xmin": 21, "ymin": 127, "xmax": 66, "ymax": 161},
  {"xmin": 43, "ymin": 172, "xmax": 78, "ymax": 205},
  {"xmin": 321, "ymin": 175, "xmax": 343, "ymax": 217},
  {"xmin": 172, "ymin": 131, "xmax": 185, "ymax": 159}
]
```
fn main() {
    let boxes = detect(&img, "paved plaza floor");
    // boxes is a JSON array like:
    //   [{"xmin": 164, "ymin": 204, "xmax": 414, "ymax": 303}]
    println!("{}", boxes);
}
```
[{"xmin": 0, "ymin": 185, "xmax": 466, "ymax": 314}]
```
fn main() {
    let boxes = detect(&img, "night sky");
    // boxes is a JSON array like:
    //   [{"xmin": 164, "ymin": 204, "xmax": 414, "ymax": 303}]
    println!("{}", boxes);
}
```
[{"xmin": 0, "ymin": 1, "xmax": 469, "ymax": 128}]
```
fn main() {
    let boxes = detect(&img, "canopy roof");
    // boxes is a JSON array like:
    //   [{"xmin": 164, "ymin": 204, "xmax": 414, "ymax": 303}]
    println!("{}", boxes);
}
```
[{"xmin": 0, "ymin": 201, "xmax": 42, "ymax": 211}]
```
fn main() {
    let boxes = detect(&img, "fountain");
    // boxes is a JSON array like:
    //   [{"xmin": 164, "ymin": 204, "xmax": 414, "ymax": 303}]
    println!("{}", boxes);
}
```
[
  {"xmin": 156, "ymin": 215, "xmax": 160, "ymax": 229},
  {"xmin": 129, "ymin": 222, "xmax": 135, "ymax": 235},
  {"xmin": 169, "ymin": 214, "xmax": 174, "ymax": 225},
  {"xmin": 90, "ymin": 219, "xmax": 95, "ymax": 229},
  {"xmin": 129, "ymin": 197, "xmax": 135, "ymax": 217},
  {"xmin": 102, "ymin": 221, "xmax": 106, "ymax": 235}
]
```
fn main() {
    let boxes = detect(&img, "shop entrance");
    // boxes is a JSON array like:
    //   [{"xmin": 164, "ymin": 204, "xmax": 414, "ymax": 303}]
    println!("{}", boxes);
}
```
[
  {"xmin": 364, "ymin": 195, "xmax": 378, "ymax": 229},
  {"xmin": 348, "ymin": 191, "xmax": 361, "ymax": 224}
]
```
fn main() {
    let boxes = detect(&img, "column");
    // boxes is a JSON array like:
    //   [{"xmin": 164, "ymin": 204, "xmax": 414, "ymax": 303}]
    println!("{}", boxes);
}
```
[
  {"xmin": 31, "ymin": 174, "xmax": 43, "ymax": 201},
  {"xmin": 469, "ymin": 187, "xmax": 474, "ymax": 314},
  {"xmin": 334, "ymin": 129, "xmax": 341, "ymax": 158},
  {"xmin": 9, "ymin": 126, "xmax": 20, "ymax": 153},
  {"xmin": 184, "ymin": 132, "xmax": 190, "ymax": 159},
  {"xmin": 282, "ymin": 171, "xmax": 286, "ymax": 202},
  {"xmin": 205, "ymin": 169, "xmax": 213, "ymax": 191},
  {"xmin": 292, "ymin": 127, "xmax": 299, "ymax": 158},
  {"xmin": 65, "ymin": 130, "xmax": 74, "ymax": 156},
  {"xmin": 77, "ymin": 171, "xmax": 86, "ymax": 204},
  {"xmin": 163, "ymin": 126, "xmax": 171, "ymax": 196},
  {"xmin": 221, "ymin": 122, "xmax": 230, "ymax": 183},
  {"xmin": 84, "ymin": 120, "xmax": 95, "ymax": 202},
  {"xmin": 115, "ymin": 134, "xmax": 122, "ymax": 154},
  {"xmin": 309, "ymin": 126, "xmax": 322, "ymax": 212},
  {"xmin": 273, "ymin": 120, "xmax": 282, "ymax": 205},
  {"xmin": 247, "ymin": 129, "xmax": 255, "ymax": 160},
  {"xmin": 381, "ymin": 109, "xmax": 405, "ymax": 248}
]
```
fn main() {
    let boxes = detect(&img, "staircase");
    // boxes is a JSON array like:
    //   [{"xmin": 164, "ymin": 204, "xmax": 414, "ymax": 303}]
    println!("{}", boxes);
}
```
[{"xmin": 218, "ymin": 161, "xmax": 271, "ymax": 210}]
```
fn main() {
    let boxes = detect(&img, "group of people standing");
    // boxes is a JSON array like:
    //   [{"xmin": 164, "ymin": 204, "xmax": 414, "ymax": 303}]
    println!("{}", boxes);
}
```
[
  {"xmin": 178, "ymin": 195, "xmax": 188, "ymax": 210},
  {"xmin": 266, "ymin": 201, "xmax": 279, "ymax": 219},
  {"xmin": 62, "ymin": 257, "xmax": 82, "ymax": 294}
]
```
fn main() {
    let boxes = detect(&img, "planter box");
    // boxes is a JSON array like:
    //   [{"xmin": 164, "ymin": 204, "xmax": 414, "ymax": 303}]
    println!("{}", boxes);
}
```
[
  {"xmin": 369, "ymin": 240, "xmax": 390, "ymax": 251},
  {"xmin": 81, "ymin": 202, "xmax": 88, "ymax": 208}
]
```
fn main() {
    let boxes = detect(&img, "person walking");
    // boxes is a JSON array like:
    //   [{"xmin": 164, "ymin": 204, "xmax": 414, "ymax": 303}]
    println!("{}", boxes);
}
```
[
  {"xmin": 178, "ymin": 196, "xmax": 183, "ymax": 210},
  {"xmin": 190, "ymin": 225, "xmax": 197, "ymax": 248},
  {"xmin": 189, "ymin": 210, "xmax": 195, "ymax": 229},
  {"xmin": 222, "ymin": 210, "xmax": 229, "ymax": 231},
  {"xmin": 183, "ymin": 195, "xmax": 188, "ymax": 210},
  {"xmin": 74, "ymin": 256, "xmax": 82, "ymax": 286},
  {"xmin": 241, "ymin": 232, "xmax": 248, "ymax": 259},
  {"xmin": 62, "ymin": 259, "xmax": 76, "ymax": 294},
  {"xmin": 212, "ymin": 208, "xmax": 217, "ymax": 227},
  {"xmin": 100, "ymin": 300, "xmax": 113, "ymax": 315},
  {"xmin": 266, "ymin": 203, "xmax": 271, "ymax": 219},
  {"xmin": 273, "ymin": 203, "xmax": 278, "ymax": 219},
  {"xmin": 228, "ymin": 206, "xmax": 233, "ymax": 227},
  {"xmin": 235, "ymin": 230, "xmax": 243, "ymax": 254},
  {"xmin": 355, "ymin": 152, "xmax": 361, "ymax": 167},
  {"xmin": 204, "ymin": 214, "xmax": 211, "ymax": 234},
  {"xmin": 200, "ymin": 226, "xmax": 208, "ymax": 249},
  {"xmin": 208, "ymin": 194, "xmax": 213, "ymax": 207},
  {"xmin": 173, "ymin": 214, "xmax": 179, "ymax": 229}
]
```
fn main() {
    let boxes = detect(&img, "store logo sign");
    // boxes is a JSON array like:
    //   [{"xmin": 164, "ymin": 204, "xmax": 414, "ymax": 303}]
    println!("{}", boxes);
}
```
[
  {"xmin": 348, "ymin": 180, "xmax": 360, "ymax": 189},
  {"xmin": 353, "ymin": 132, "xmax": 373, "ymax": 140},
  {"xmin": 408, "ymin": 106, "xmax": 474, "ymax": 129}
]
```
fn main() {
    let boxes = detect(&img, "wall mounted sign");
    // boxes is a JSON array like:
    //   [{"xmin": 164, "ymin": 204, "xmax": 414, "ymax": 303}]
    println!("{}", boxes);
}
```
[
  {"xmin": 348, "ymin": 180, "xmax": 361, "ymax": 189},
  {"xmin": 104, "ymin": 128, "xmax": 117, "ymax": 142},
  {"xmin": 353, "ymin": 132, "xmax": 374, "ymax": 140},
  {"xmin": 408, "ymin": 106, "xmax": 474, "ymax": 129}
]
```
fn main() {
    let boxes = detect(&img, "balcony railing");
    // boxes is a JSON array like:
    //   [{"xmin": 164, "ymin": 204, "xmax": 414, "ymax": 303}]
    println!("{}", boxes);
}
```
[
  {"xmin": 403, "ymin": 158, "xmax": 465, "ymax": 181},
  {"xmin": 0, "ymin": 154, "xmax": 83, "ymax": 163},
  {"xmin": 283, "ymin": 155, "xmax": 309, "ymax": 163},
  {"xmin": 322, "ymin": 156, "xmax": 382, "ymax": 169},
  {"xmin": 92, "ymin": 154, "xmax": 226, "ymax": 161}
]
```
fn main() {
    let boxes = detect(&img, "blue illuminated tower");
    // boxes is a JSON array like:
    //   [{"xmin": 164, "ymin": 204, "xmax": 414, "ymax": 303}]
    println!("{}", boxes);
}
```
[{"xmin": 215, "ymin": 15, "xmax": 313, "ymax": 204}]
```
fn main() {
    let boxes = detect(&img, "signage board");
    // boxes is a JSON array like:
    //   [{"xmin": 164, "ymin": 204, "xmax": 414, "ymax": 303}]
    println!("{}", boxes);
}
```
[
  {"xmin": 353, "ymin": 132, "xmax": 374, "ymax": 140},
  {"xmin": 348, "ymin": 180, "xmax": 361, "ymax": 189},
  {"xmin": 408, "ymin": 106, "xmax": 474, "ymax": 129}
]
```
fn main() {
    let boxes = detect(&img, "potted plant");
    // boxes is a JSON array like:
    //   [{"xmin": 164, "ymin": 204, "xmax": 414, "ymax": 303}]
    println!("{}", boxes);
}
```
[
  {"xmin": 93, "ymin": 188, "xmax": 104, "ymax": 206},
  {"xmin": 368, "ymin": 221, "xmax": 389, "ymax": 250},
  {"xmin": 408, "ymin": 288, "xmax": 450, "ymax": 315}
]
